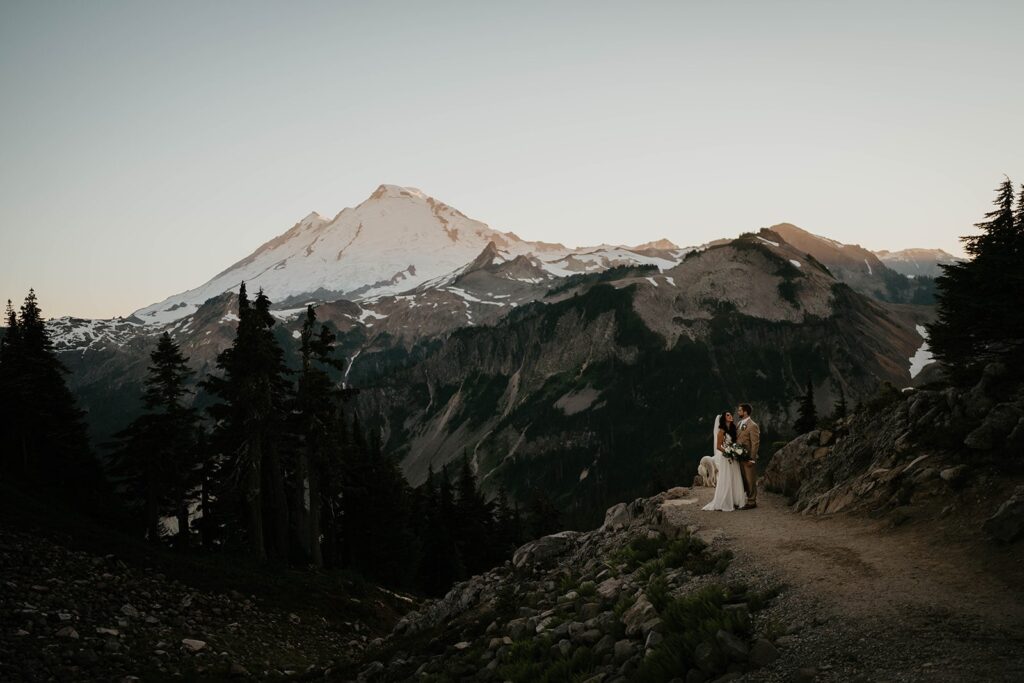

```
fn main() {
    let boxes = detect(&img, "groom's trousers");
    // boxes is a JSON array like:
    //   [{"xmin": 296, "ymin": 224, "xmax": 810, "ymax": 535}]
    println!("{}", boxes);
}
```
[{"xmin": 741, "ymin": 461, "xmax": 758, "ymax": 502}]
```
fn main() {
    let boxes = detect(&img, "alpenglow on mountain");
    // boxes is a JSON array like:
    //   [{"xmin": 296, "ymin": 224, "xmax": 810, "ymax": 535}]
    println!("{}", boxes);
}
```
[{"xmin": 132, "ymin": 185, "xmax": 682, "ymax": 325}]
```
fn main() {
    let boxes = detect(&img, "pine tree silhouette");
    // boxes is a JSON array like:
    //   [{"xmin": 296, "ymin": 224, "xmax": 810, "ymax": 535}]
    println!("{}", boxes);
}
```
[
  {"xmin": 109, "ymin": 332, "xmax": 199, "ymax": 545},
  {"xmin": 794, "ymin": 379, "xmax": 817, "ymax": 434},
  {"xmin": 0, "ymin": 290, "xmax": 103, "ymax": 510},
  {"xmin": 928, "ymin": 177, "xmax": 1024, "ymax": 382},
  {"xmin": 292, "ymin": 304, "xmax": 345, "ymax": 566},
  {"xmin": 832, "ymin": 382, "xmax": 847, "ymax": 422},
  {"xmin": 203, "ymin": 283, "xmax": 293, "ymax": 560}
]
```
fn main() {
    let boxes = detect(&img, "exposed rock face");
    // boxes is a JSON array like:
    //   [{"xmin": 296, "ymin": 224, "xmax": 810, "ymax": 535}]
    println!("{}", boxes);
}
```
[{"xmin": 763, "ymin": 363, "xmax": 1024, "ymax": 540}]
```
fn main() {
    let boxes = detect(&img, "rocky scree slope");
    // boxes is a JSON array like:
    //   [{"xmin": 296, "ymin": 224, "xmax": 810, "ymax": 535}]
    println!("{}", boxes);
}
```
[
  {"xmin": 0, "ymin": 524, "xmax": 409, "ymax": 681},
  {"xmin": 345, "ymin": 487, "xmax": 785, "ymax": 683}
]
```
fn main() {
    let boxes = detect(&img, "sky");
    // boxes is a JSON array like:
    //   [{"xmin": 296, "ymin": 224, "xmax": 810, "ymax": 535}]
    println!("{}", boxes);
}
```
[{"xmin": 1, "ymin": 1, "xmax": 1022, "ymax": 319}]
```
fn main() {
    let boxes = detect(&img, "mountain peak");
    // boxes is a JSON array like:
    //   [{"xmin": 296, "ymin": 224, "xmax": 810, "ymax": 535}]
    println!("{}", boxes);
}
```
[
  {"xmin": 368, "ymin": 184, "xmax": 429, "ymax": 201},
  {"xmin": 632, "ymin": 238, "xmax": 679, "ymax": 251}
]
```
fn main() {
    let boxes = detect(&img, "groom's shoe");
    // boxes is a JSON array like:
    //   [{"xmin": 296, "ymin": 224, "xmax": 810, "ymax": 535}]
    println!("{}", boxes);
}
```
[{"xmin": 742, "ymin": 502, "xmax": 758, "ymax": 510}]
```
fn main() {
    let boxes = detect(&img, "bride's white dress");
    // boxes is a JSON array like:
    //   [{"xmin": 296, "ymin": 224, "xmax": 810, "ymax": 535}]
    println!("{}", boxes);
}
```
[{"xmin": 702, "ymin": 432, "xmax": 747, "ymax": 512}]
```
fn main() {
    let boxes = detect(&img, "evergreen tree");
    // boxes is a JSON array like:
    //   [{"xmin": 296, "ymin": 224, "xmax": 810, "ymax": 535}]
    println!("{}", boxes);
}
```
[
  {"xmin": 454, "ymin": 451, "xmax": 496, "ymax": 574},
  {"xmin": 928, "ymin": 177, "xmax": 1024, "ymax": 382},
  {"xmin": 0, "ymin": 290, "xmax": 102, "ymax": 509},
  {"xmin": 526, "ymin": 487, "xmax": 562, "ymax": 538},
  {"xmin": 0, "ymin": 300, "xmax": 23, "ymax": 474},
  {"xmin": 331, "ymin": 411, "xmax": 417, "ymax": 583},
  {"xmin": 109, "ymin": 332, "xmax": 199, "ymax": 544},
  {"xmin": 832, "ymin": 381, "xmax": 847, "ymax": 422},
  {"xmin": 292, "ymin": 304, "xmax": 345, "ymax": 566},
  {"xmin": 794, "ymin": 379, "xmax": 817, "ymax": 433},
  {"xmin": 417, "ymin": 464, "xmax": 465, "ymax": 595},
  {"xmin": 492, "ymin": 485, "xmax": 524, "ymax": 553},
  {"xmin": 1016, "ymin": 183, "xmax": 1024, "ymax": 234},
  {"xmin": 203, "ymin": 283, "xmax": 293, "ymax": 560}
]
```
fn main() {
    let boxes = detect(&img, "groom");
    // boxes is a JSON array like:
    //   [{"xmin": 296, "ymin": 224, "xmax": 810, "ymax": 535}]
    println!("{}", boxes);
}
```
[{"xmin": 737, "ymin": 403, "xmax": 761, "ymax": 509}]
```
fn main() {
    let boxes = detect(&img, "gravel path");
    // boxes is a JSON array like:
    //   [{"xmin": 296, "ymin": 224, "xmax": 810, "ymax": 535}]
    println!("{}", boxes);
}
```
[{"xmin": 666, "ymin": 489, "xmax": 1024, "ymax": 682}]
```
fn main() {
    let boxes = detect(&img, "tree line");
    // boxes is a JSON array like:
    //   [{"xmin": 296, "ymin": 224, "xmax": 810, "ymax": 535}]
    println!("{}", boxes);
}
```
[{"xmin": 0, "ymin": 284, "xmax": 562, "ymax": 596}]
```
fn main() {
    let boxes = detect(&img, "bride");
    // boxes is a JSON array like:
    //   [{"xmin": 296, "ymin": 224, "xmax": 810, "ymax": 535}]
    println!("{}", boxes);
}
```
[{"xmin": 702, "ymin": 410, "xmax": 747, "ymax": 512}]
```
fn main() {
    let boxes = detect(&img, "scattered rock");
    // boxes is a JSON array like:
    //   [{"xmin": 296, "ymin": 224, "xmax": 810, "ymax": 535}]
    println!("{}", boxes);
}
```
[
  {"xmin": 795, "ymin": 667, "xmax": 819, "ymax": 682},
  {"xmin": 715, "ymin": 629, "xmax": 748, "ymax": 662},
  {"xmin": 940, "ymin": 465, "xmax": 969, "ymax": 486},
  {"xmin": 357, "ymin": 661, "xmax": 384, "ymax": 681},
  {"xmin": 511, "ymin": 531, "xmax": 580, "ymax": 569},
  {"xmin": 55, "ymin": 626, "xmax": 79, "ymax": 639},
  {"xmin": 595, "ymin": 634, "xmax": 616, "ymax": 657},
  {"xmin": 694, "ymin": 641, "xmax": 719, "ymax": 674},
  {"xmin": 748, "ymin": 638, "xmax": 779, "ymax": 667},
  {"xmin": 181, "ymin": 638, "xmax": 207, "ymax": 653},
  {"xmin": 596, "ymin": 577, "xmax": 623, "ymax": 600},
  {"xmin": 613, "ymin": 639, "xmax": 635, "ymax": 663},
  {"xmin": 622, "ymin": 596, "xmax": 657, "ymax": 636}
]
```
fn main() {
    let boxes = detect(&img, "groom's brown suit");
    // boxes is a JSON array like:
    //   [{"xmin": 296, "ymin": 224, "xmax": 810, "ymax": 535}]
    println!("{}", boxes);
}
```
[{"xmin": 737, "ymin": 418, "xmax": 761, "ymax": 503}]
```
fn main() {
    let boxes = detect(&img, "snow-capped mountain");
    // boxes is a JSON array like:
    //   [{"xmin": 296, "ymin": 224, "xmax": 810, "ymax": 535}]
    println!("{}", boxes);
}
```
[
  {"xmin": 874, "ymin": 248, "xmax": 960, "ymax": 278},
  {"xmin": 133, "ymin": 184, "xmax": 679, "ymax": 325}
]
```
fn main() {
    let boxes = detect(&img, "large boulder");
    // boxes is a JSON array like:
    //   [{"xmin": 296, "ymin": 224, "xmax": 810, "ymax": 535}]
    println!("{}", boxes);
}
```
[
  {"xmin": 965, "ymin": 402, "xmax": 1023, "ymax": 451},
  {"xmin": 512, "ymin": 531, "xmax": 580, "ymax": 570},
  {"xmin": 762, "ymin": 432, "xmax": 823, "ymax": 498},
  {"xmin": 621, "ymin": 595, "xmax": 657, "ymax": 637},
  {"xmin": 983, "ymin": 486, "xmax": 1024, "ymax": 544},
  {"xmin": 601, "ymin": 503, "xmax": 632, "ymax": 531}
]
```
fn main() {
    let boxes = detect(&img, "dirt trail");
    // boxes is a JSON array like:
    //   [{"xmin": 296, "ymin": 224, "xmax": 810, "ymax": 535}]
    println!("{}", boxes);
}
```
[{"xmin": 664, "ymin": 489, "xmax": 1024, "ymax": 682}]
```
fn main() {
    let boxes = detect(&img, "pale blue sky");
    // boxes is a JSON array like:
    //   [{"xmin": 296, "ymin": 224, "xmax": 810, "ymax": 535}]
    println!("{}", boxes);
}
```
[{"xmin": 1, "ymin": 1, "xmax": 1022, "ymax": 318}]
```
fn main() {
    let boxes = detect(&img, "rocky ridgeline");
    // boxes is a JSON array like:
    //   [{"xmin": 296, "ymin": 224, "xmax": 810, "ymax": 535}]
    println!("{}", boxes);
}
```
[
  {"xmin": 763, "ymin": 362, "xmax": 1024, "ymax": 542},
  {"xmin": 0, "ymin": 527, "xmax": 376, "ymax": 681},
  {"xmin": 348, "ymin": 488, "xmax": 785, "ymax": 683}
]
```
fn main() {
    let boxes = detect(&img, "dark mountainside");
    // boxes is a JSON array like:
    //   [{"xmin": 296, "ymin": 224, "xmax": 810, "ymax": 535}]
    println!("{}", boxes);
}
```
[{"xmin": 354, "ymin": 232, "xmax": 922, "ymax": 527}]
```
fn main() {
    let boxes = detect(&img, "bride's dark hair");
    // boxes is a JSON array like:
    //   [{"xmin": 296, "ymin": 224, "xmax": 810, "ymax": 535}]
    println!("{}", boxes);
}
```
[{"xmin": 719, "ymin": 411, "xmax": 737, "ymax": 441}]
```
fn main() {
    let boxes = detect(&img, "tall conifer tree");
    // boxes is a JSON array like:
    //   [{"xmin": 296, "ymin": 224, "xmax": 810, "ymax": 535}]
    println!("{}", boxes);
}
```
[
  {"xmin": 110, "ymin": 332, "xmax": 199, "ymax": 544},
  {"xmin": 0, "ymin": 290, "xmax": 100, "ymax": 508},
  {"xmin": 928, "ymin": 177, "xmax": 1024, "ymax": 381},
  {"xmin": 794, "ymin": 379, "xmax": 817, "ymax": 434},
  {"xmin": 204, "ymin": 283, "xmax": 292, "ymax": 560}
]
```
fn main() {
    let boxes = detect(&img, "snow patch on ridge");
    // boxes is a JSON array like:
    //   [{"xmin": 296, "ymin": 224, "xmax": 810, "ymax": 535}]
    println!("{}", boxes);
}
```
[{"xmin": 909, "ymin": 325, "xmax": 934, "ymax": 378}]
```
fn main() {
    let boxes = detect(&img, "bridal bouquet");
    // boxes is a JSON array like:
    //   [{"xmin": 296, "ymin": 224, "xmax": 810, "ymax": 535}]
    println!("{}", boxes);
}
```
[{"xmin": 722, "ymin": 443, "xmax": 750, "ymax": 462}]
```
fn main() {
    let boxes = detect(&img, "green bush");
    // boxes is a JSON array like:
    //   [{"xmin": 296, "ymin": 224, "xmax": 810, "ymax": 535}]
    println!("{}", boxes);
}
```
[
  {"xmin": 646, "ymin": 574, "xmax": 670, "ymax": 611},
  {"xmin": 634, "ymin": 584, "xmax": 756, "ymax": 683},
  {"xmin": 495, "ymin": 635, "xmax": 597, "ymax": 683}
]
